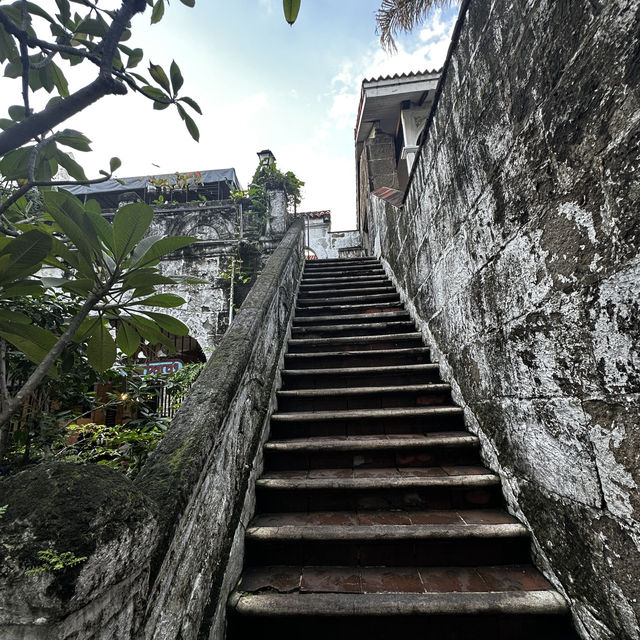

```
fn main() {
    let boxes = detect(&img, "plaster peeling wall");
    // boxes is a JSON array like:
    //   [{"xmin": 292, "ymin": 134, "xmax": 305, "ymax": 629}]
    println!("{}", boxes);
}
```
[
  {"xmin": 146, "ymin": 204, "xmax": 239, "ymax": 355},
  {"xmin": 303, "ymin": 219, "xmax": 361, "ymax": 260},
  {"xmin": 365, "ymin": 1, "xmax": 640, "ymax": 638}
]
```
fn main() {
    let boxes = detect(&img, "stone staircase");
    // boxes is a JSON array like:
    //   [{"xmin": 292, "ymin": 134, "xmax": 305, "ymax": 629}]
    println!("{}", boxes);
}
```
[{"xmin": 227, "ymin": 257, "xmax": 578, "ymax": 639}]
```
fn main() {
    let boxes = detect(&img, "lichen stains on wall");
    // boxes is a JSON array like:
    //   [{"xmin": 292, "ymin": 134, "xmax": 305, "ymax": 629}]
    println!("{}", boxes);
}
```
[{"xmin": 365, "ymin": 1, "xmax": 640, "ymax": 638}]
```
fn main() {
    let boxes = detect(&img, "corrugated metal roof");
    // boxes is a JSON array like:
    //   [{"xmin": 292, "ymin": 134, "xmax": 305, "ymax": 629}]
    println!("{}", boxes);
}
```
[
  {"xmin": 64, "ymin": 168, "xmax": 240, "ymax": 196},
  {"xmin": 363, "ymin": 68, "xmax": 441, "ymax": 83}
]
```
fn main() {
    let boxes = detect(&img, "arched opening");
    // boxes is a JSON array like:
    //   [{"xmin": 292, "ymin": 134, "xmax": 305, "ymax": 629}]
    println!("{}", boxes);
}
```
[{"xmin": 304, "ymin": 247, "xmax": 318, "ymax": 260}]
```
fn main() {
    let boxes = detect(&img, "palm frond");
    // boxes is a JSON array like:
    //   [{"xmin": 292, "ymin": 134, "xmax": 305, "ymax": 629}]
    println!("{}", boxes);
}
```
[{"xmin": 376, "ymin": 0, "xmax": 454, "ymax": 52}]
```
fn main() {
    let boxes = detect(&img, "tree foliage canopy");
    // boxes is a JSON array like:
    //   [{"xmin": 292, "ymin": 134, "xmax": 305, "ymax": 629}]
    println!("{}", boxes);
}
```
[{"xmin": 0, "ymin": 0, "xmax": 203, "ymax": 455}]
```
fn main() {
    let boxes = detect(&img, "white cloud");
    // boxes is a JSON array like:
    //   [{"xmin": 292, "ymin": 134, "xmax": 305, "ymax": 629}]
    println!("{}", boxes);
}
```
[{"xmin": 258, "ymin": 0, "xmax": 275, "ymax": 13}]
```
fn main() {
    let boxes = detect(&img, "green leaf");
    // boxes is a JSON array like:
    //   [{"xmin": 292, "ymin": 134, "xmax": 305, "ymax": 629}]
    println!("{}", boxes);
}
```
[
  {"xmin": 50, "ymin": 61, "xmax": 69, "ymax": 98},
  {"xmin": 55, "ymin": 149, "xmax": 87, "ymax": 181},
  {"xmin": 0, "ymin": 146, "xmax": 32, "ymax": 180},
  {"xmin": 84, "ymin": 208, "xmax": 114, "ymax": 251},
  {"xmin": 8, "ymin": 104, "xmax": 26, "ymax": 122},
  {"xmin": 121, "ymin": 269, "xmax": 176, "ymax": 290},
  {"xmin": 126, "ymin": 313, "xmax": 174, "ymax": 351},
  {"xmin": 116, "ymin": 320, "xmax": 141, "ymax": 357},
  {"xmin": 149, "ymin": 62, "xmax": 170, "ymax": 93},
  {"xmin": 283, "ymin": 0, "xmax": 301, "ymax": 25},
  {"xmin": 131, "ymin": 235, "xmax": 198, "ymax": 268},
  {"xmin": 133, "ymin": 293, "xmax": 185, "ymax": 308},
  {"xmin": 87, "ymin": 321, "xmax": 117, "ymax": 372},
  {"xmin": 112, "ymin": 202, "xmax": 154, "ymax": 263},
  {"xmin": 0, "ymin": 309, "xmax": 30, "ymax": 324},
  {"xmin": 126, "ymin": 47, "xmax": 143, "ymax": 69},
  {"xmin": 43, "ymin": 191, "xmax": 100, "ymax": 264},
  {"xmin": 179, "ymin": 0, "xmax": 195, "ymax": 6},
  {"xmin": 169, "ymin": 60, "xmax": 183, "ymax": 95},
  {"xmin": 0, "ymin": 279, "xmax": 44, "ymax": 298},
  {"xmin": 0, "ymin": 22, "xmax": 19, "ymax": 63},
  {"xmin": 176, "ymin": 104, "xmax": 199, "ymax": 142},
  {"xmin": 109, "ymin": 157, "xmax": 122, "ymax": 172},
  {"xmin": 0, "ymin": 322, "xmax": 58, "ymax": 368},
  {"xmin": 140, "ymin": 311, "xmax": 189, "ymax": 336},
  {"xmin": 178, "ymin": 96, "xmax": 202, "ymax": 115},
  {"xmin": 153, "ymin": 100, "xmax": 170, "ymax": 110},
  {"xmin": 0, "ymin": 230, "xmax": 52, "ymax": 284},
  {"xmin": 150, "ymin": 0, "xmax": 165, "ymax": 23},
  {"xmin": 56, "ymin": 129, "xmax": 92, "ymax": 152},
  {"xmin": 140, "ymin": 85, "xmax": 168, "ymax": 101}
]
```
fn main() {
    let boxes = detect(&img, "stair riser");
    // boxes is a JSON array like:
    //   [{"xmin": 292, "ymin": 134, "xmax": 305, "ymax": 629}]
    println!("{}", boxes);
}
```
[
  {"xmin": 294, "ymin": 304, "xmax": 405, "ymax": 317},
  {"xmin": 270, "ymin": 413, "xmax": 463, "ymax": 439},
  {"xmin": 264, "ymin": 447, "xmax": 481, "ymax": 471},
  {"xmin": 287, "ymin": 337, "xmax": 423, "ymax": 354},
  {"xmin": 299, "ymin": 280, "xmax": 391, "ymax": 292},
  {"xmin": 228, "ymin": 613, "xmax": 577, "ymax": 640},
  {"xmin": 291, "ymin": 324, "xmax": 416, "ymax": 339},
  {"xmin": 277, "ymin": 390, "xmax": 452, "ymax": 412},
  {"xmin": 297, "ymin": 295, "xmax": 401, "ymax": 307},
  {"xmin": 244, "ymin": 537, "xmax": 530, "ymax": 568},
  {"xmin": 284, "ymin": 351, "xmax": 431, "ymax": 369},
  {"xmin": 282, "ymin": 370, "xmax": 442, "ymax": 389},
  {"xmin": 293, "ymin": 313, "xmax": 411, "ymax": 327},
  {"xmin": 256, "ymin": 485, "xmax": 502, "ymax": 513}
]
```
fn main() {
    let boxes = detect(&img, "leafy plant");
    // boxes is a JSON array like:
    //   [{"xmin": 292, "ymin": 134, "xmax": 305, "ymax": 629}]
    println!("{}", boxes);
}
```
[
  {"xmin": 0, "ymin": 0, "xmax": 206, "ymax": 460},
  {"xmin": 25, "ymin": 549, "xmax": 87, "ymax": 576}
]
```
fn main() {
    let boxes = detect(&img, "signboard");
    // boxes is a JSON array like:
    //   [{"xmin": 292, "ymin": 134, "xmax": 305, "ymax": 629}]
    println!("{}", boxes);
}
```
[{"xmin": 136, "ymin": 361, "xmax": 183, "ymax": 376}]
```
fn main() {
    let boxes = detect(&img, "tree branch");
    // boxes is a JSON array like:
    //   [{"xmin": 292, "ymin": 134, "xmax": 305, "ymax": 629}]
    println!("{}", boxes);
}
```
[{"xmin": 0, "ymin": 0, "xmax": 146, "ymax": 156}]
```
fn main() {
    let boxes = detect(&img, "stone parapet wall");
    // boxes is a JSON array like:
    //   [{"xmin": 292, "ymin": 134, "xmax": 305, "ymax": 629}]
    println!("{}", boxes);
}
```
[
  {"xmin": 365, "ymin": 1, "xmax": 640, "ymax": 639},
  {"xmin": 0, "ymin": 219, "xmax": 305, "ymax": 639}
]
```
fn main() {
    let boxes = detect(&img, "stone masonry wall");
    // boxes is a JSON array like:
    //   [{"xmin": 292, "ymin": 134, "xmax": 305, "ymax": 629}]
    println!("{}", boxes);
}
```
[{"xmin": 365, "ymin": 1, "xmax": 640, "ymax": 639}]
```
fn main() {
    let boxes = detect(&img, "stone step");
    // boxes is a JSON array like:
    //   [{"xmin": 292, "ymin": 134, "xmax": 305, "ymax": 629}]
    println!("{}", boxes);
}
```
[
  {"xmin": 293, "ymin": 311, "xmax": 410, "ymax": 326},
  {"xmin": 302, "ymin": 264, "xmax": 385, "ymax": 276},
  {"xmin": 284, "ymin": 347, "xmax": 431, "ymax": 369},
  {"xmin": 244, "ymin": 521, "xmax": 530, "ymax": 567},
  {"xmin": 228, "ymin": 588, "xmax": 574, "ymax": 640},
  {"xmin": 276, "ymin": 383, "xmax": 451, "ymax": 412},
  {"xmin": 281, "ymin": 363, "xmax": 442, "ymax": 389},
  {"xmin": 256, "ymin": 470, "xmax": 502, "ymax": 513},
  {"xmin": 298, "ymin": 286, "xmax": 398, "ymax": 300},
  {"xmin": 264, "ymin": 432, "xmax": 481, "ymax": 471},
  {"xmin": 296, "ymin": 292, "xmax": 401, "ymax": 307},
  {"xmin": 287, "ymin": 332, "xmax": 423, "ymax": 353},
  {"xmin": 294, "ymin": 301, "xmax": 405, "ymax": 317},
  {"xmin": 301, "ymin": 274, "xmax": 389, "ymax": 286},
  {"xmin": 291, "ymin": 321, "xmax": 416, "ymax": 339},
  {"xmin": 304, "ymin": 257, "xmax": 378, "ymax": 267},
  {"xmin": 300, "ymin": 277, "xmax": 391, "ymax": 291},
  {"xmin": 271, "ymin": 406, "xmax": 463, "ymax": 423}
]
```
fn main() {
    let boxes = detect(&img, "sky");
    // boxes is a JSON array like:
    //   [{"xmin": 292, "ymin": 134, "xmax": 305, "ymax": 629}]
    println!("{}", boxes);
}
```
[{"xmin": 0, "ymin": 1, "xmax": 459, "ymax": 230}]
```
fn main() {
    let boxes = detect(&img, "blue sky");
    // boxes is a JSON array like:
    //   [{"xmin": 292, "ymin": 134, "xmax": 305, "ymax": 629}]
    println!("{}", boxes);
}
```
[{"xmin": 0, "ymin": 1, "xmax": 459, "ymax": 229}]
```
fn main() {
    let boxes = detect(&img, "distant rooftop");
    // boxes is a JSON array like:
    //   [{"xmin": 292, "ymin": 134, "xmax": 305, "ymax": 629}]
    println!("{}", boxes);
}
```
[
  {"xmin": 65, "ymin": 168, "xmax": 240, "ymax": 197},
  {"xmin": 362, "ymin": 68, "xmax": 440, "ymax": 83},
  {"xmin": 64, "ymin": 168, "xmax": 241, "ymax": 210},
  {"xmin": 296, "ymin": 210, "xmax": 331, "ymax": 219}
]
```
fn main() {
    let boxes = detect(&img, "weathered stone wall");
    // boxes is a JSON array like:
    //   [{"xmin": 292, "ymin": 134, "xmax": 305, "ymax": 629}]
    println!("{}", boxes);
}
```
[
  {"xmin": 0, "ymin": 220, "xmax": 305, "ymax": 639},
  {"xmin": 365, "ymin": 1, "xmax": 640, "ymax": 639}
]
